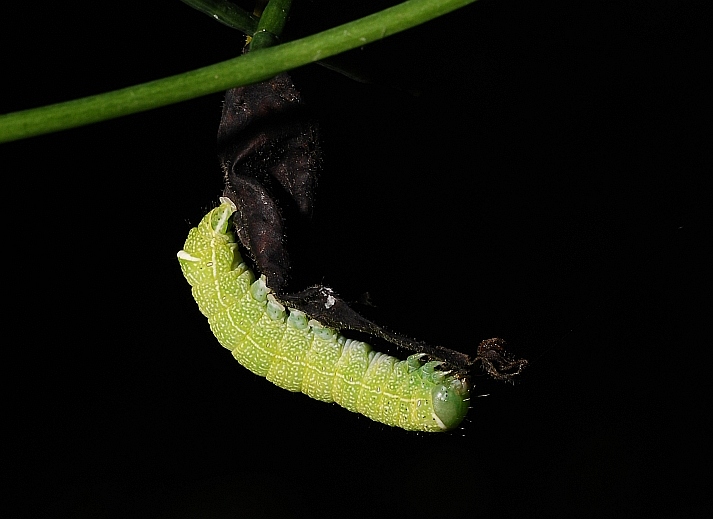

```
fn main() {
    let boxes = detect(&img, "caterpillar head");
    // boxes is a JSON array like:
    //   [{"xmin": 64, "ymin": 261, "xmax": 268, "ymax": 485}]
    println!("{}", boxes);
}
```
[
  {"xmin": 177, "ymin": 198, "xmax": 241, "ymax": 287},
  {"xmin": 431, "ymin": 377, "xmax": 470, "ymax": 431}
]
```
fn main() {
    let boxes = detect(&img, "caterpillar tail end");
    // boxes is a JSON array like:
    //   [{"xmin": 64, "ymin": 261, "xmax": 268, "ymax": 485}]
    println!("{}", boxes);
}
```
[
  {"xmin": 177, "ymin": 199, "xmax": 239, "ymax": 287},
  {"xmin": 213, "ymin": 197, "xmax": 237, "ymax": 234}
]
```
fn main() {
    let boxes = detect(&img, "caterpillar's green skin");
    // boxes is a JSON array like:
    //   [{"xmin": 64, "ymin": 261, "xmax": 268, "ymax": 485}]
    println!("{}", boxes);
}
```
[{"xmin": 177, "ymin": 199, "xmax": 470, "ymax": 431}]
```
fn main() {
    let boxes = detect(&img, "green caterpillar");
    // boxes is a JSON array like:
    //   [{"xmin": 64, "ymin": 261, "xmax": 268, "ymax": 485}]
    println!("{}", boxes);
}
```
[{"xmin": 177, "ymin": 198, "xmax": 470, "ymax": 432}]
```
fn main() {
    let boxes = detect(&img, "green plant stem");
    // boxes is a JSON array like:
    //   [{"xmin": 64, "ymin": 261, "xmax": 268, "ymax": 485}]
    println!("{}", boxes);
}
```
[
  {"xmin": 250, "ymin": 0, "xmax": 293, "ymax": 51},
  {"xmin": 185, "ymin": 0, "xmax": 381, "ymax": 84},
  {"xmin": 0, "ymin": 0, "xmax": 478, "ymax": 143},
  {"xmin": 179, "ymin": 0, "xmax": 259, "ymax": 33}
]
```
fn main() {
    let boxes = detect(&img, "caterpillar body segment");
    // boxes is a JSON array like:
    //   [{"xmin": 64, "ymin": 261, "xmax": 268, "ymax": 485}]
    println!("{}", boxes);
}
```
[{"xmin": 178, "ymin": 199, "xmax": 470, "ymax": 432}]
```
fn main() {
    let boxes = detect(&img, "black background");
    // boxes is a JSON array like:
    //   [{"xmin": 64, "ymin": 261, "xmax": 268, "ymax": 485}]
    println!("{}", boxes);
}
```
[{"xmin": 3, "ymin": 1, "xmax": 709, "ymax": 517}]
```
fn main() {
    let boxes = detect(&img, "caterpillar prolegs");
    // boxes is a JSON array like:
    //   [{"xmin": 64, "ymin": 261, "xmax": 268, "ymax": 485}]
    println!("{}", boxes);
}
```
[{"xmin": 177, "ymin": 198, "xmax": 470, "ymax": 432}]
